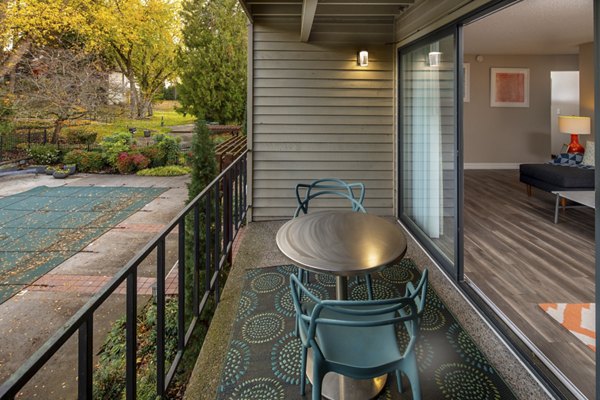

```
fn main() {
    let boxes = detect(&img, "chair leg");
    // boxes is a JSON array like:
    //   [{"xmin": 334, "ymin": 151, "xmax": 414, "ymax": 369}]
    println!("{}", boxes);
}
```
[
  {"xmin": 311, "ymin": 365, "xmax": 325, "ymax": 400},
  {"xmin": 295, "ymin": 269, "xmax": 303, "ymax": 337},
  {"xmin": 395, "ymin": 371, "xmax": 403, "ymax": 393},
  {"xmin": 403, "ymin": 357, "xmax": 422, "ymax": 400},
  {"xmin": 300, "ymin": 346, "xmax": 307, "ymax": 396},
  {"xmin": 366, "ymin": 274, "xmax": 373, "ymax": 300}
]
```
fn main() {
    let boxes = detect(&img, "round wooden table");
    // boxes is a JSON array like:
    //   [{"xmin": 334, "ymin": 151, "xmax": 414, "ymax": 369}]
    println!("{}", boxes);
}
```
[{"xmin": 276, "ymin": 210, "xmax": 408, "ymax": 400}]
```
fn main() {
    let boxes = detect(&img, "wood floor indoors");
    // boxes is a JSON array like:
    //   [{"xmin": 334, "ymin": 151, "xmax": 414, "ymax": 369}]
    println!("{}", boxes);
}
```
[{"xmin": 463, "ymin": 169, "xmax": 595, "ymax": 399}]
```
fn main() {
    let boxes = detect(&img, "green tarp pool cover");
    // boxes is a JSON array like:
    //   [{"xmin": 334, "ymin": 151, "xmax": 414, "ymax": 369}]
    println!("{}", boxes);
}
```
[{"xmin": 0, "ymin": 186, "xmax": 166, "ymax": 304}]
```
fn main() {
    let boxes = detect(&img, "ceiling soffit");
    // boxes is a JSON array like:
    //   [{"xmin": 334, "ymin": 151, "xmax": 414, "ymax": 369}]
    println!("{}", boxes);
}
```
[{"xmin": 242, "ymin": 0, "xmax": 415, "ymax": 41}]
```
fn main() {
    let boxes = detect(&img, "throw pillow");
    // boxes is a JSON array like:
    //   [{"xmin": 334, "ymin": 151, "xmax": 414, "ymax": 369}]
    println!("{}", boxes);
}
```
[
  {"xmin": 552, "ymin": 152, "xmax": 584, "ymax": 165},
  {"xmin": 582, "ymin": 141, "xmax": 595, "ymax": 167}
]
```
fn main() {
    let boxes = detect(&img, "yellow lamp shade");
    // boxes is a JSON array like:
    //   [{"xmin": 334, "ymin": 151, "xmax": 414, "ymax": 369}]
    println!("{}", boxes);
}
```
[{"xmin": 558, "ymin": 116, "xmax": 591, "ymax": 135}]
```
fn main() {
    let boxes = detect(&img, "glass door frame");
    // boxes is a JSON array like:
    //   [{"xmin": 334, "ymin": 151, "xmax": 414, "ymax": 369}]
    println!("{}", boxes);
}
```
[
  {"xmin": 397, "ymin": 24, "xmax": 464, "ymax": 282},
  {"xmin": 398, "ymin": 0, "xmax": 599, "ymax": 397}
]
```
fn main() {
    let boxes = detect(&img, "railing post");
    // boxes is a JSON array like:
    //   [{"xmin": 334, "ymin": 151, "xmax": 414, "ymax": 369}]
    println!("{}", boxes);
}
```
[
  {"xmin": 242, "ymin": 154, "xmax": 247, "ymax": 211},
  {"xmin": 193, "ymin": 205, "xmax": 200, "ymax": 317},
  {"xmin": 205, "ymin": 193, "xmax": 211, "ymax": 294},
  {"xmin": 234, "ymin": 162, "xmax": 239, "ymax": 231},
  {"xmin": 78, "ymin": 316, "xmax": 93, "ymax": 400},
  {"xmin": 224, "ymin": 170, "xmax": 232, "ymax": 265},
  {"xmin": 156, "ymin": 238, "xmax": 166, "ymax": 398},
  {"xmin": 27, "ymin": 129, "xmax": 31, "ymax": 149},
  {"xmin": 126, "ymin": 270, "xmax": 137, "ymax": 400},
  {"xmin": 214, "ymin": 182, "xmax": 221, "ymax": 302},
  {"xmin": 43, "ymin": 129, "xmax": 47, "ymax": 144},
  {"xmin": 177, "ymin": 219, "xmax": 185, "ymax": 351}
]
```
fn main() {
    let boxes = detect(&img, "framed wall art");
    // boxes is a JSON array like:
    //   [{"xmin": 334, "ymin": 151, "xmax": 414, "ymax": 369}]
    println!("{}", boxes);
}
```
[{"xmin": 490, "ymin": 67, "xmax": 529, "ymax": 107}]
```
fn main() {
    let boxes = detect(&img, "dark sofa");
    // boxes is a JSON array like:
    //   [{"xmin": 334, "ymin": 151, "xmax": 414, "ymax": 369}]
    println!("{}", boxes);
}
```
[{"xmin": 519, "ymin": 163, "xmax": 595, "ymax": 195}]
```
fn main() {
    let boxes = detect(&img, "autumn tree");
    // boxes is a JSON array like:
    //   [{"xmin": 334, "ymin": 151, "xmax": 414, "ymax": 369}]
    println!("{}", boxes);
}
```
[
  {"xmin": 92, "ymin": 0, "xmax": 181, "ymax": 119},
  {"xmin": 1, "ymin": 0, "xmax": 182, "ymax": 120},
  {"xmin": 178, "ymin": 0, "xmax": 247, "ymax": 123},
  {"xmin": 12, "ymin": 47, "xmax": 109, "ymax": 143},
  {"xmin": 0, "ymin": 0, "xmax": 95, "ymax": 78}
]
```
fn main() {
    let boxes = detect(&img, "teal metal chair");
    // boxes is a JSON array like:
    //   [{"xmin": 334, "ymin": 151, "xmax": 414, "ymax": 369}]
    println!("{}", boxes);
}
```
[
  {"xmin": 294, "ymin": 178, "xmax": 366, "ymax": 217},
  {"xmin": 293, "ymin": 178, "xmax": 373, "ymax": 300},
  {"xmin": 290, "ymin": 274, "xmax": 422, "ymax": 400},
  {"xmin": 404, "ymin": 268, "xmax": 428, "ymax": 318}
]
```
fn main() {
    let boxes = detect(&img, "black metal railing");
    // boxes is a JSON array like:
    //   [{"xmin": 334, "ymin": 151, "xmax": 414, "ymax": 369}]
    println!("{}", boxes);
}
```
[{"xmin": 0, "ymin": 150, "xmax": 248, "ymax": 399}]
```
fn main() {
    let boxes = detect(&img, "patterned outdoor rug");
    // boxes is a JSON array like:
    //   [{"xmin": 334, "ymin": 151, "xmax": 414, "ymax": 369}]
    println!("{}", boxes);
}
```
[
  {"xmin": 0, "ymin": 185, "xmax": 166, "ymax": 304},
  {"xmin": 539, "ymin": 303, "xmax": 596, "ymax": 351},
  {"xmin": 216, "ymin": 259, "xmax": 517, "ymax": 399}
]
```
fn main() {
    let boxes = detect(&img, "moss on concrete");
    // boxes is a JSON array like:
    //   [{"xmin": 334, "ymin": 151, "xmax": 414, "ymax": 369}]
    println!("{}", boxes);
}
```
[{"xmin": 183, "ymin": 221, "xmax": 287, "ymax": 400}]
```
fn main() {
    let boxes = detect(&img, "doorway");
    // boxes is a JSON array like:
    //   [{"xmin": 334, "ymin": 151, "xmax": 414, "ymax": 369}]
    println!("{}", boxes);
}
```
[{"xmin": 551, "ymin": 71, "xmax": 580, "ymax": 156}]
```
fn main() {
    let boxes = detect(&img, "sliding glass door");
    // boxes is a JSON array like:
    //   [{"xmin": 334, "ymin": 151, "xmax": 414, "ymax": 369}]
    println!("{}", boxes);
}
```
[{"xmin": 399, "ymin": 29, "xmax": 461, "ymax": 276}]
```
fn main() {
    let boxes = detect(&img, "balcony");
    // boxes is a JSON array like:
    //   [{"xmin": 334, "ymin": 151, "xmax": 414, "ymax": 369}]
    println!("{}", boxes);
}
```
[{"xmin": 0, "ymin": 151, "xmax": 552, "ymax": 399}]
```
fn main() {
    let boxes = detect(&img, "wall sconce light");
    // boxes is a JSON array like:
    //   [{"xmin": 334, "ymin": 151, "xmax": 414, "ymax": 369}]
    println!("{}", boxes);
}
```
[
  {"xmin": 358, "ymin": 50, "xmax": 368, "ymax": 67},
  {"xmin": 428, "ymin": 51, "xmax": 442, "ymax": 67}
]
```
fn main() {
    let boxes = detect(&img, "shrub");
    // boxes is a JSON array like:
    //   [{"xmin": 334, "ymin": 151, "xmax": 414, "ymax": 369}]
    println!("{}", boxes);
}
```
[
  {"xmin": 137, "ymin": 166, "xmax": 191, "ymax": 176},
  {"xmin": 138, "ymin": 145, "xmax": 164, "ymax": 168},
  {"xmin": 131, "ymin": 153, "xmax": 150, "ymax": 170},
  {"xmin": 65, "ymin": 127, "xmax": 97, "ymax": 146},
  {"xmin": 115, "ymin": 152, "xmax": 149, "ymax": 174},
  {"xmin": 93, "ymin": 300, "xmax": 179, "ymax": 399},
  {"xmin": 0, "ymin": 94, "xmax": 14, "ymax": 136},
  {"xmin": 63, "ymin": 150, "xmax": 105, "ymax": 172},
  {"xmin": 100, "ymin": 132, "xmax": 133, "ymax": 166},
  {"xmin": 156, "ymin": 135, "xmax": 180, "ymax": 166},
  {"xmin": 26, "ymin": 144, "xmax": 61, "ymax": 164}
]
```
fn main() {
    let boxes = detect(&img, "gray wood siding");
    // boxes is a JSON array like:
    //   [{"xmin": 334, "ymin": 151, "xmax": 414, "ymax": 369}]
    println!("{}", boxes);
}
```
[
  {"xmin": 252, "ymin": 19, "xmax": 394, "ymax": 220},
  {"xmin": 394, "ymin": 0, "xmax": 495, "ymax": 45}
]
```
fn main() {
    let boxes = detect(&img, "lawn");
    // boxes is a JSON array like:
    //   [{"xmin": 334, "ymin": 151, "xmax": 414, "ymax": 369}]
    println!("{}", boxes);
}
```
[{"xmin": 63, "ymin": 101, "xmax": 196, "ymax": 140}]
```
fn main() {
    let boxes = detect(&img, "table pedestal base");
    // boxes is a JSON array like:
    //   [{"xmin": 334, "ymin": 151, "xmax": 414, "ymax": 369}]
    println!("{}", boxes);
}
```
[{"xmin": 306, "ymin": 349, "xmax": 387, "ymax": 400}]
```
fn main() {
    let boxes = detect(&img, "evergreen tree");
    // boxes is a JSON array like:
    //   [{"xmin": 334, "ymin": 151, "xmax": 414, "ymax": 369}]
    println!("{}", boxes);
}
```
[
  {"xmin": 184, "ymin": 120, "xmax": 217, "ymax": 319},
  {"xmin": 178, "ymin": 0, "xmax": 247, "ymax": 123},
  {"xmin": 187, "ymin": 121, "xmax": 218, "ymax": 201}
]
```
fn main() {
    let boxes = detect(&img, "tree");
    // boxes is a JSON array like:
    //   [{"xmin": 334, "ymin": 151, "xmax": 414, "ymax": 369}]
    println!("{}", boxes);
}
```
[
  {"xmin": 0, "ymin": 0, "xmax": 96, "ymax": 77},
  {"xmin": 178, "ymin": 0, "xmax": 247, "ymax": 123},
  {"xmin": 92, "ymin": 0, "xmax": 181, "ymax": 119},
  {"xmin": 184, "ymin": 120, "xmax": 217, "ymax": 321},
  {"xmin": 1, "ymin": 0, "xmax": 182, "ymax": 120},
  {"xmin": 12, "ymin": 47, "xmax": 109, "ymax": 143}
]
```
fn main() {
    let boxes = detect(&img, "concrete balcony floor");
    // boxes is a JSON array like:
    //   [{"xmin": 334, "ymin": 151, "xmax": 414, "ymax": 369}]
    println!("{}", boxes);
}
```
[{"xmin": 184, "ymin": 220, "xmax": 552, "ymax": 400}]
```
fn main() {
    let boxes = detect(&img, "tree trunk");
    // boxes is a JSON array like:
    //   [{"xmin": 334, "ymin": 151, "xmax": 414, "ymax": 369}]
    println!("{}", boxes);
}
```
[
  {"xmin": 127, "ymin": 73, "xmax": 140, "ymax": 119},
  {"xmin": 52, "ymin": 119, "xmax": 65, "ymax": 144},
  {"xmin": 0, "ymin": 38, "xmax": 31, "ymax": 78}
]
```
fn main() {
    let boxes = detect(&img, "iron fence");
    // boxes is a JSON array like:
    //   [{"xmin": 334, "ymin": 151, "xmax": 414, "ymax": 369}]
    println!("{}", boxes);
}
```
[
  {"xmin": 0, "ymin": 128, "xmax": 50, "ymax": 162},
  {"xmin": 0, "ymin": 150, "xmax": 248, "ymax": 399}
]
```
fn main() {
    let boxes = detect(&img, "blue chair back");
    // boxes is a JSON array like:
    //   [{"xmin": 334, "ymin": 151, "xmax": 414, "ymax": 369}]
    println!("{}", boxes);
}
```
[
  {"xmin": 404, "ymin": 268, "xmax": 428, "ymax": 318},
  {"xmin": 290, "ymin": 274, "xmax": 419, "ymax": 360},
  {"xmin": 294, "ymin": 178, "xmax": 366, "ymax": 217}
]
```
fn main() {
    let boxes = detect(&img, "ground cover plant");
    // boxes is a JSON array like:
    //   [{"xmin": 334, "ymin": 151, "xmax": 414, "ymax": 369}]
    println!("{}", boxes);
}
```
[
  {"xmin": 137, "ymin": 166, "xmax": 191, "ymax": 176},
  {"xmin": 26, "ymin": 144, "xmax": 61, "ymax": 165}
]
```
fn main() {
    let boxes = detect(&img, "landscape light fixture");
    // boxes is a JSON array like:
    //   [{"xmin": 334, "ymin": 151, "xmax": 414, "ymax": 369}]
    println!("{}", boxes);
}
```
[{"xmin": 558, "ymin": 115, "xmax": 591, "ymax": 154}]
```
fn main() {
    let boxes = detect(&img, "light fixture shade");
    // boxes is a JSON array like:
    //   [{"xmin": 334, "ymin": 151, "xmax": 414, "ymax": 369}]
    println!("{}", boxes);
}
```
[
  {"xmin": 558, "ymin": 116, "xmax": 591, "ymax": 135},
  {"xmin": 428, "ymin": 51, "xmax": 442, "ymax": 67},
  {"xmin": 358, "ymin": 50, "xmax": 368, "ymax": 67}
]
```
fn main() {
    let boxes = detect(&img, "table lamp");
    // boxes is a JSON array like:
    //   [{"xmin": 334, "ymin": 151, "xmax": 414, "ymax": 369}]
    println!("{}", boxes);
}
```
[{"xmin": 558, "ymin": 115, "xmax": 591, "ymax": 153}]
